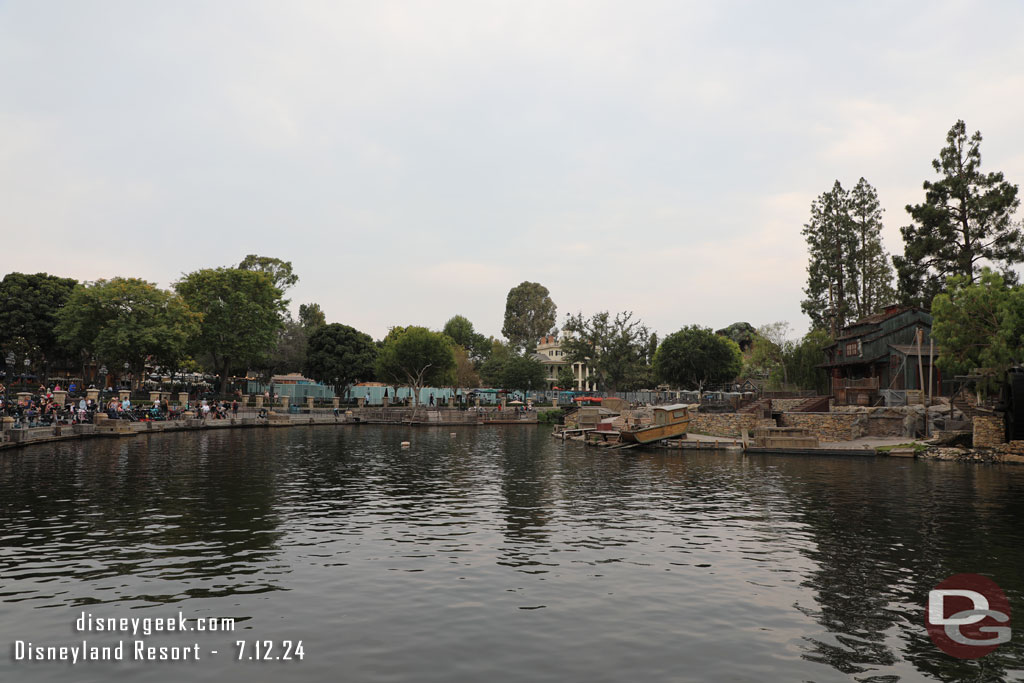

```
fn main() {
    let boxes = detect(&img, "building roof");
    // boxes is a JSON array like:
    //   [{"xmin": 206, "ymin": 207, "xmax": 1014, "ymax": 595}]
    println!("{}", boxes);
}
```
[{"xmin": 834, "ymin": 306, "xmax": 928, "ymax": 341}]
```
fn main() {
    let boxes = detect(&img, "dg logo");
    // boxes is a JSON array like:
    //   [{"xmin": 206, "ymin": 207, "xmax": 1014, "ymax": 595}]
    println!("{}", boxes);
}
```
[{"xmin": 926, "ymin": 574, "xmax": 1012, "ymax": 659}]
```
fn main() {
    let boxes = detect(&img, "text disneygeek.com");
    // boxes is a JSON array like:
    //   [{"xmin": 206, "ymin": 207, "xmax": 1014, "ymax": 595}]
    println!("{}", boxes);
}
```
[{"xmin": 10, "ymin": 611, "xmax": 305, "ymax": 664}]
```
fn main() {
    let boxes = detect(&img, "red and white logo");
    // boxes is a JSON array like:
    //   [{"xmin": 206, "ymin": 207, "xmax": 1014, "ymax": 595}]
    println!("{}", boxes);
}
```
[{"xmin": 926, "ymin": 573, "xmax": 1011, "ymax": 659}]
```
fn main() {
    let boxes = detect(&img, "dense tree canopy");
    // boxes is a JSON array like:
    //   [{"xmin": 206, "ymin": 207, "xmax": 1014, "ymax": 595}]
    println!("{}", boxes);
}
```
[
  {"xmin": 654, "ymin": 326, "xmax": 743, "ymax": 389},
  {"xmin": 0, "ymin": 272, "xmax": 78, "ymax": 370},
  {"xmin": 931, "ymin": 269, "xmax": 1024, "ymax": 389},
  {"xmin": 478, "ymin": 339, "xmax": 516, "ymax": 387},
  {"xmin": 502, "ymin": 282, "xmax": 557, "ymax": 353},
  {"xmin": 175, "ymin": 267, "xmax": 285, "ymax": 389},
  {"xmin": 375, "ymin": 326, "xmax": 455, "ymax": 405},
  {"xmin": 266, "ymin": 315, "xmax": 308, "ymax": 376},
  {"xmin": 237, "ymin": 254, "xmax": 299, "ymax": 293},
  {"xmin": 299, "ymin": 303, "xmax": 327, "ymax": 331},
  {"xmin": 747, "ymin": 322, "xmax": 794, "ymax": 387},
  {"xmin": 499, "ymin": 355, "xmax": 546, "ymax": 392},
  {"xmin": 442, "ymin": 314, "xmax": 491, "ymax": 364},
  {"xmin": 55, "ymin": 278, "xmax": 199, "ymax": 385},
  {"xmin": 304, "ymin": 323, "xmax": 378, "ymax": 387},
  {"xmin": 562, "ymin": 311, "xmax": 650, "ymax": 391},
  {"xmin": 556, "ymin": 365, "xmax": 575, "ymax": 391},
  {"xmin": 895, "ymin": 120, "xmax": 1023, "ymax": 309},
  {"xmin": 784, "ymin": 329, "xmax": 832, "ymax": 395},
  {"xmin": 452, "ymin": 346, "xmax": 481, "ymax": 389},
  {"xmin": 743, "ymin": 323, "xmax": 830, "ymax": 392}
]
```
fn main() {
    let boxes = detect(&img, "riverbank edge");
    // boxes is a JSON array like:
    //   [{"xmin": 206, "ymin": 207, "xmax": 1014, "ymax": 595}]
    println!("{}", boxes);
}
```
[
  {"xmin": 0, "ymin": 414, "xmax": 352, "ymax": 451},
  {"xmin": 557, "ymin": 429, "xmax": 1024, "ymax": 465},
  {"xmin": 6, "ymin": 418, "xmax": 1024, "ymax": 466}
]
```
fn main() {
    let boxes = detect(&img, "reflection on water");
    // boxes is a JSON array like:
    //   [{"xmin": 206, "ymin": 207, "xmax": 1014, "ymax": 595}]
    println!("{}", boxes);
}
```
[{"xmin": 1, "ymin": 426, "xmax": 1023, "ymax": 682}]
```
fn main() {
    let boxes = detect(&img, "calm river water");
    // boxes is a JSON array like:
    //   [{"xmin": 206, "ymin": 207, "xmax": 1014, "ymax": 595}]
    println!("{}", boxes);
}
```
[{"xmin": 2, "ymin": 425, "xmax": 1024, "ymax": 682}]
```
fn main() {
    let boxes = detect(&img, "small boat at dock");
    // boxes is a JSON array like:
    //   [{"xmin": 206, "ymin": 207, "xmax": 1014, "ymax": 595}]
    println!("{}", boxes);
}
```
[{"xmin": 619, "ymin": 404, "xmax": 691, "ymax": 444}]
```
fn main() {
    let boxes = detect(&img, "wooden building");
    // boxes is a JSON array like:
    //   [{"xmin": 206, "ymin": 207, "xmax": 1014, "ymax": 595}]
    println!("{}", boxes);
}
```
[{"xmin": 821, "ymin": 306, "xmax": 940, "ymax": 403}]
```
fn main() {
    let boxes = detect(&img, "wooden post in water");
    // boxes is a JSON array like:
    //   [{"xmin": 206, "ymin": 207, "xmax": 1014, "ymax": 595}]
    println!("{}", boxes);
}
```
[{"xmin": 928, "ymin": 336, "xmax": 934, "ymax": 416}]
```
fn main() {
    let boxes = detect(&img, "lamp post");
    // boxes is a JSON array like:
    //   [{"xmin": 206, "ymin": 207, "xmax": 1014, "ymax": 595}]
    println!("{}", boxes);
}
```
[
  {"xmin": 23, "ymin": 357, "xmax": 31, "ymax": 391},
  {"xmin": 4, "ymin": 352, "xmax": 13, "ymax": 408},
  {"xmin": 123, "ymin": 361, "xmax": 131, "ymax": 391},
  {"xmin": 98, "ymin": 365, "xmax": 108, "ymax": 407}
]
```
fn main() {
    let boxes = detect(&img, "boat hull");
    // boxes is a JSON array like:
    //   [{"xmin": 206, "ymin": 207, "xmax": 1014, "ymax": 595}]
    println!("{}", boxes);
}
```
[{"xmin": 619, "ymin": 420, "xmax": 690, "ymax": 444}]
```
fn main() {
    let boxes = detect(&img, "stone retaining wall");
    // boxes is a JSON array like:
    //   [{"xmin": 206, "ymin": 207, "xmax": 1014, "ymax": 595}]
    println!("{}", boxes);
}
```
[
  {"xmin": 689, "ymin": 413, "xmax": 774, "ymax": 437},
  {"xmin": 993, "ymin": 440, "xmax": 1024, "ymax": 464},
  {"xmin": 865, "ymin": 414, "xmax": 906, "ymax": 437},
  {"xmin": 778, "ymin": 412, "xmax": 861, "ymax": 442},
  {"xmin": 973, "ymin": 415, "xmax": 1005, "ymax": 448}
]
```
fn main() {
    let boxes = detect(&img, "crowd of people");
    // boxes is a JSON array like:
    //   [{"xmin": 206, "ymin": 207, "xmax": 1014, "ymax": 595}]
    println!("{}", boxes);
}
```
[
  {"xmin": 196, "ymin": 399, "xmax": 240, "ymax": 420},
  {"xmin": 0, "ymin": 382, "xmax": 244, "ymax": 429},
  {"xmin": 0, "ymin": 383, "xmax": 101, "ymax": 427}
]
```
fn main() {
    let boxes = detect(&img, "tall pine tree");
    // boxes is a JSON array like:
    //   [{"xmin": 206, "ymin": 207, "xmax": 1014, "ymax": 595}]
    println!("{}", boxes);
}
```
[
  {"xmin": 894, "ymin": 120, "xmax": 1022, "ymax": 309},
  {"xmin": 849, "ymin": 177, "xmax": 896, "ymax": 319},
  {"xmin": 802, "ymin": 178, "xmax": 894, "ymax": 337}
]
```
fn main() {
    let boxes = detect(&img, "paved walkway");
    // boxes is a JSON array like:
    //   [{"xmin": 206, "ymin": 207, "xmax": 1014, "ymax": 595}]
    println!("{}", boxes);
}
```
[{"xmin": 685, "ymin": 431, "xmax": 920, "ymax": 450}]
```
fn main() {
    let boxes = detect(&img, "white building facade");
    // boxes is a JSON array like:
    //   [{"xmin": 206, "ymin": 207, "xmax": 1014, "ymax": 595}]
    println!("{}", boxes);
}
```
[{"xmin": 534, "ymin": 335, "xmax": 594, "ymax": 391}]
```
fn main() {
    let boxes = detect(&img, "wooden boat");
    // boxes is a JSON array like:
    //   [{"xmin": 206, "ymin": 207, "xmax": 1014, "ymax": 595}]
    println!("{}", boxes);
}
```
[{"xmin": 619, "ymin": 404, "xmax": 691, "ymax": 444}]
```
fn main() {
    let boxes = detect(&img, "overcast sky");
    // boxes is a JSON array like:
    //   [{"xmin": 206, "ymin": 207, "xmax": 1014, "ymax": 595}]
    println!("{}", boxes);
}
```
[{"xmin": 2, "ymin": 1, "xmax": 1023, "ymax": 342}]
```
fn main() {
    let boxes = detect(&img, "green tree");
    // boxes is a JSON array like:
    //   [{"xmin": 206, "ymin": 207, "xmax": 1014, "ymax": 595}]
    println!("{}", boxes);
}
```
[
  {"xmin": 453, "ymin": 346, "xmax": 481, "ymax": 389},
  {"xmin": 442, "ymin": 314, "xmax": 491, "ymax": 364},
  {"xmin": 298, "ymin": 303, "xmax": 327, "ymax": 331},
  {"xmin": 502, "ymin": 281, "xmax": 557, "ymax": 353},
  {"xmin": 783, "ymin": 329, "xmax": 832, "ymax": 394},
  {"xmin": 304, "ymin": 323, "xmax": 378, "ymax": 387},
  {"xmin": 895, "ymin": 120, "xmax": 1023, "ymax": 309},
  {"xmin": 0, "ymin": 272, "xmax": 78, "ymax": 377},
  {"xmin": 555, "ymin": 365, "xmax": 575, "ymax": 391},
  {"xmin": 175, "ymin": 267, "xmax": 285, "ymax": 392},
  {"xmin": 646, "ymin": 332, "xmax": 659, "ymax": 363},
  {"xmin": 802, "ymin": 181, "xmax": 858, "ymax": 336},
  {"xmin": 237, "ymin": 254, "xmax": 299, "ymax": 292},
  {"xmin": 802, "ymin": 178, "xmax": 895, "ymax": 335},
  {"xmin": 375, "ymin": 326, "xmax": 456, "ymax": 406},
  {"xmin": 55, "ymin": 278, "xmax": 199, "ymax": 387},
  {"xmin": 380, "ymin": 326, "xmax": 408, "ymax": 347},
  {"xmin": 561, "ymin": 311, "xmax": 649, "ymax": 392},
  {"xmin": 748, "ymin": 322, "xmax": 795, "ymax": 388},
  {"xmin": 654, "ymin": 326, "xmax": 743, "ymax": 390},
  {"xmin": 443, "ymin": 315, "xmax": 474, "ymax": 347},
  {"xmin": 266, "ymin": 315, "xmax": 308, "ymax": 376},
  {"xmin": 849, "ymin": 177, "xmax": 896, "ymax": 318},
  {"xmin": 500, "ymin": 355, "xmax": 546, "ymax": 392},
  {"xmin": 479, "ymin": 339, "xmax": 516, "ymax": 387},
  {"xmin": 931, "ymin": 269, "xmax": 1024, "ymax": 391}
]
